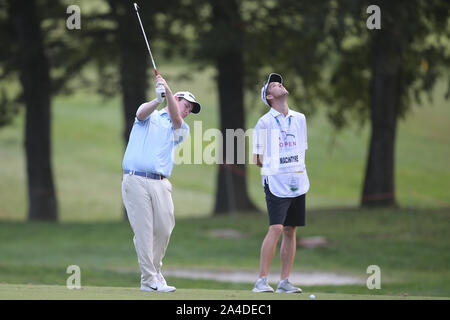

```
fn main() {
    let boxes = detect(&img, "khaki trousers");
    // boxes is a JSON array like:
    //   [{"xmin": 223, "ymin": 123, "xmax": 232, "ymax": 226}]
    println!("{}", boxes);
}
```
[{"xmin": 121, "ymin": 173, "xmax": 175, "ymax": 287}]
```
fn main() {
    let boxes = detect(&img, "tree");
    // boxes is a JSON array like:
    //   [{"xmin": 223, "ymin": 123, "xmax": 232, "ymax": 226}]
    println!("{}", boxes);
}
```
[
  {"xmin": 320, "ymin": 0, "xmax": 450, "ymax": 207},
  {"xmin": 0, "ymin": 1, "xmax": 19, "ymax": 128},
  {"xmin": 8, "ymin": 0, "xmax": 58, "ymax": 220},
  {"xmin": 362, "ymin": 2, "xmax": 407, "ymax": 206},
  {"xmin": 106, "ymin": 0, "xmax": 192, "ymax": 144},
  {"xmin": 178, "ymin": 0, "xmax": 259, "ymax": 214},
  {"xmin": 209, "ymin": 0, "xmax": 258, "ymax": 214},
  {"xmin": 107, "ymin": 0, "xmax": 149, "ymax": 143},
  {"xmin": 247, "ymin": 0, "xmax": 449, "ymax": 207},
  {"xmin": 172, "ymin": 0, "xmax": 449, "ymax": 211},
  {"xmin": 164, "ymin": 0, "xmax": 329, "ymax": 214},
  {"xmin": 360, "ymin": 0, "xmax": 449, "ymax": 207},
  {"xmin": 2, "ymin": 0, "xmax": 110, "ymax": 220}
]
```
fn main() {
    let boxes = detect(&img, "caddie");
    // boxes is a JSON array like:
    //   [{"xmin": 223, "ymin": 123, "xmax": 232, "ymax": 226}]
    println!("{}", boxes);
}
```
[{"xmin": 252, "ymin": 73, "xmax": 309, "ymax": 293}]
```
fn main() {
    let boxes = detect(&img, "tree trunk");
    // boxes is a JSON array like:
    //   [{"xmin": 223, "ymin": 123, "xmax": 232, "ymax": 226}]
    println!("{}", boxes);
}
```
[
  {"xmin": 108, "ymin": 0, "xmax": 149, "ymax": 142},
  {"xmin": 108, "ymin": 0, "xmax": 149, "ymax": 220},
  {"xmin": 361, "ymin": 19, "xmax": 403, "ymax": 207},
  {"xmin": 10, "ymin": 0, "xmax": 58, "ymax": 221},
  {"xmin": 212, "ymin": 0, "xmax": 258, "ymax": 214}
]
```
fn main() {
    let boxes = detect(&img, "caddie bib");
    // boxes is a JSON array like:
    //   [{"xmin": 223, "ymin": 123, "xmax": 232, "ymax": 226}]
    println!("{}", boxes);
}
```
[{"xmin": 274, "ymin": 116, "xmax": 305, "ymax": 169}]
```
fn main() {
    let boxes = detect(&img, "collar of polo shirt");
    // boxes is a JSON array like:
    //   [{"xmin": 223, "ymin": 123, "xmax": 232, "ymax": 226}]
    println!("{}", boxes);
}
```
[{"xmin": 269, "ymin": 108, "xmax": 294, "ymax": 118}]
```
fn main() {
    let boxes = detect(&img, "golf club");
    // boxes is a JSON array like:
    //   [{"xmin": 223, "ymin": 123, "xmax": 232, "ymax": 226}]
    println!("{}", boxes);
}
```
[{"xmin": 133, "ymin": 3, "xmax": 159, "ymax": 76}]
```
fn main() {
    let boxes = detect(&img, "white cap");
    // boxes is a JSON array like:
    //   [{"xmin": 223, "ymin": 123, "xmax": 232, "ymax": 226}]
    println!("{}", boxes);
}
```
[
  {"xmin": 174, "ymin": 91, "xmax": 201, "ymax": 114},
  {"xmin": 260, "ymin": 73, "xmax": 283, "ymax": 107}
]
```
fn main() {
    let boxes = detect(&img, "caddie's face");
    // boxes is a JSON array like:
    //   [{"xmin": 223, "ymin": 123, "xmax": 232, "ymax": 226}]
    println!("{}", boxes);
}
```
[
  {"xmin": 177, "ymin": 98, "xmax": 194, "ymax": 119},
  {"xmin": 267, "ymin": 81, "xmax": 288, "ymax": 99}
]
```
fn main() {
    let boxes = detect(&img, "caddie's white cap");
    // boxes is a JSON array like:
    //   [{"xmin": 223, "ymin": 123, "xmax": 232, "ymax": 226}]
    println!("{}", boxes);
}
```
[
  {"xmin": 260, "ymin": 73, "xmax": 283, "ymax": 107},
  {"xmin": 174, "ymin": 91, "xmax": 201, "ymax": 114}
]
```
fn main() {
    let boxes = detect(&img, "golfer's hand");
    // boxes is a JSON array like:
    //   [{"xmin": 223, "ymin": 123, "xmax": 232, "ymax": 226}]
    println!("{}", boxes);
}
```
[
  {"xmin": 155, "ymin": 75, "xmax": 167, "ymax": 86},
  {"xmin": 155, "ymin": 84, "xmax": 165, "ymax": 103},
  {"xmin": 155, "ymin": 76, "xmax": 166, "ymax": 103}
]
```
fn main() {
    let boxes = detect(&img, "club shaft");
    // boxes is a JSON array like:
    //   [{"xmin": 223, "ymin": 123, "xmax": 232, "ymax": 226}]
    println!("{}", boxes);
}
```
[{"xmin": 134, "ymin": 6, "xmax": 158, "ymax": 75}]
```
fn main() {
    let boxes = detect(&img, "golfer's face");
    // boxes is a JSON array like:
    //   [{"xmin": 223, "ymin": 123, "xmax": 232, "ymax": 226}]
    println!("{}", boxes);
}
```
[{"xmin": 179, "ymin": 99, "xmax": 194, "ymax": 118}]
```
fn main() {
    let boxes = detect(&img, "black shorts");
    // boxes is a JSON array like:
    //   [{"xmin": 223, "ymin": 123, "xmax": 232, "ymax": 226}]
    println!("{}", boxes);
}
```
[{"xmin": 264, "ymin": 183, "xmax": 306, "ymax": 227}]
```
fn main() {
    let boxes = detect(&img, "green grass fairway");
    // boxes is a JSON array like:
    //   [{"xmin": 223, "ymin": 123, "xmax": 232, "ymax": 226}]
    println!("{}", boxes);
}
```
[
  {"xmin": 0, "ymin": 284, "xmax": 446, "ymax": 300},
  {"xmin": 0, "ymin": 209, "xmax": 449, "ymax": 299}
]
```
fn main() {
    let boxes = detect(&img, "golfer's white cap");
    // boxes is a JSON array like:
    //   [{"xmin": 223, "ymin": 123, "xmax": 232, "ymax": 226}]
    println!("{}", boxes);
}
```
[
  {"xmin": 261, "ymin": 73, "xmax": 283, "ymax": 107},
  {"xmin": 174, "ymin": 91, "xmax": 201, "ymax": 114}
]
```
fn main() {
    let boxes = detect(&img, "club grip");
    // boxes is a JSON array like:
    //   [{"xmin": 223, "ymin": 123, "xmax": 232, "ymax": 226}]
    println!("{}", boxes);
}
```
[{"xmin": 156, "ymin": 81, "xmax": 165, "ymax": 98}]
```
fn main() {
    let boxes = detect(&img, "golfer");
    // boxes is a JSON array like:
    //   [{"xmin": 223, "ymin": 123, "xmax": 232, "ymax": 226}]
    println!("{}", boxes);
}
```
[
  {"xmin": 252, "ymin": 73, "xmax": 309, "ymax": 293},
  {"xmin": 121, "ymin": 74, "xmax": 201, "ymax": 292}
]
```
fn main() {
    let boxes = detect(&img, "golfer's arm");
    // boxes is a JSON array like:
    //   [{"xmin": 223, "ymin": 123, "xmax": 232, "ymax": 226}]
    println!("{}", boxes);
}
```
[
  {"xmin": 136, "ymin": 99, "xmax": 160, "ymax": 121},
  {"xmin": 165, "ymin": 85, "xmax": 183, "ymax": 129}
]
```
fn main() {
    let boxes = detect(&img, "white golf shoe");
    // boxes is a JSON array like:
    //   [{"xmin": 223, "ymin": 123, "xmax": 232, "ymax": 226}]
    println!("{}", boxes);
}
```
[
  {"xmin": 140, "ymin": 280, "xmax": 176, "ymax": 293},
  {"xmin": 252, "ymin": 277, "xmax": 274, "ymax": 293},
  {"xmin": 275, "ymin": 278, "xmax": 302, "ymax": 293}
]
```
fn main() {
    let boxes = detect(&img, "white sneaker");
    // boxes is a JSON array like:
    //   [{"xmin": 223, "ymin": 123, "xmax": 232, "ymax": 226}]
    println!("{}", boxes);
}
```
[
  {"xmin": 275, "ymin": 278, "xmax": 302, "ymax": 293},
  {"xmin": 252, "ymin": 277, "xmax": 274, "ymax": 293},
  {"xmin": 140, "ymin": 280, "xmax": 176, "ymax": 293},
  {"xmin": 140, "ymin": 283, "xmax": 157, "ymax": 292},
  {"xmin": 155, "ymin": 283, "xmax": 176, "ymax": 293}
]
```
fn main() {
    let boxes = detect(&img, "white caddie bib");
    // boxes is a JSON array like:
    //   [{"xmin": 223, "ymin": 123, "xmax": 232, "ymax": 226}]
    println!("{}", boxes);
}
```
[
  {"xmin": 261, "ymin": 115, "xmax": 306, "ymax": 178},
  {"xmin": 253, "ymin": 108, "xmax": 310, "ymax": 197}
]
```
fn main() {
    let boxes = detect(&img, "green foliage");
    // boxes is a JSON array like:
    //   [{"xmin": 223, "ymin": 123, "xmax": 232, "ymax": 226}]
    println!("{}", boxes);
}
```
[
  {"xmin": 1, "ymin": 0, "xmax": 448, "ymax": 128},
  {"xmin": 0, "ymin": 88, "xmax": 19, "ymax": 127},
  {"xmin": 322, "ymin": 0, "xmax": 450, "ymax": 129},
  {"xmin": 238, "ymin": 0, "xmax": 450, "ymax": 128},
  {"xmin": 0, "ymin": 65, "xmax": 448, "ymax": 221}
]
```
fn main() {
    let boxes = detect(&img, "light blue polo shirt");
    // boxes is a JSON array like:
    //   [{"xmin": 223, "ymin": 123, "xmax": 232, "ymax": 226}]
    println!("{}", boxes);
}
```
[{"xmin": 122, "ymin": 109, "xmax": 189, "ymax": 178}]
